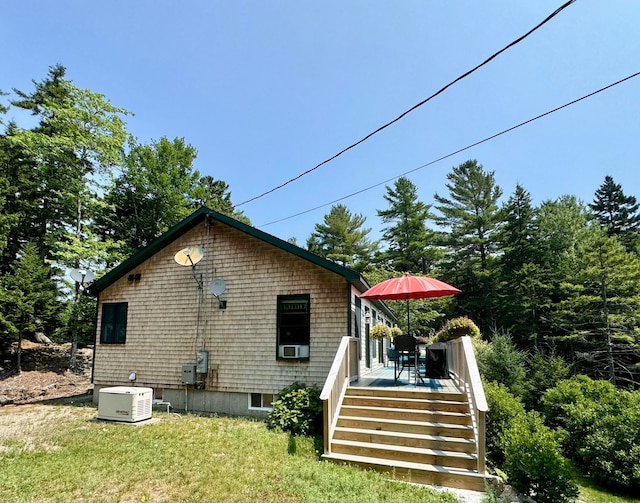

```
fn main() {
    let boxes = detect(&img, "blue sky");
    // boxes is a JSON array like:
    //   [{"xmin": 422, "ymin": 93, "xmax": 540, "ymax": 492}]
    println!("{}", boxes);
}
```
[{"xmin": 2, "ymin": 1, "xmax": 639, "ymax": 245}]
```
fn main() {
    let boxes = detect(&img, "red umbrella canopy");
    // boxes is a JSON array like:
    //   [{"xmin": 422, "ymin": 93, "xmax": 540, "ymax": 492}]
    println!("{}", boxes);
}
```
[
  {"xmin": 361, "ymin": 274, "xmax": 461, "ymax": 336},
  {"xmin": 361, "ymin": 274, "xmax": 461, "ymax": 301}
]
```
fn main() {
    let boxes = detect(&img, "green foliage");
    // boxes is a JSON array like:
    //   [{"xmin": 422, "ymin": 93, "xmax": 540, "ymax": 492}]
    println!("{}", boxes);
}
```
[
  {"xmin": 433, "ymin": 316, "xmax": 480, "ymax": 342},
  {"xmin": 502, "ymin": 411, "xmax": 579, "ymax": 503},
  {"xmin": 376, "ymin": 176, "xmax": 440, "ymax": 274},
  {"xmin": 541, "ymin": 375, "xmax": 640, "ymax": 491},
  {"xmin": 433, "ymin": 160, "xmax": 503, "ymax": 329},
  {"xmin": 266, "ymin": 382, "xmax": 323, "ymax": 437},
  {"xmin": 369, "ymin": 323, "xmax": 391, "ymax": 339},
  {"xmin": 476, "ymin": 331, "xmax": 527, "ymax": 398},
  {"xmin": 523, "ymin": 350, "xmax": 570, "ymax": 410},
  {"xmin": 390, "ymin": 326, "xmax": 403, "ymax": 337},
  {"xmin": 484, "ymin": 381, "xmax": 526, "ymax": 467},
  {"xmin": 1, "ymin": 406, "xmax": 456, "ymax": 503},
  {"xmin": 541, "ymin": 375, "xmax": 617, "ymax": 433},
  {"xmin": 589, "ymin": 175, "xmax": 640, "ymax": 252},
  {"xmin": 307, "ymin": 204, "xmax": 378, "ymax": 272},
  {"xmin": 0, "ymin": 244, "xmax": 61, "ymax": 359}
]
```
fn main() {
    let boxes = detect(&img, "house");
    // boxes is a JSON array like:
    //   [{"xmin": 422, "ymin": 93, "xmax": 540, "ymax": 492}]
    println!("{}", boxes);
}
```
[{"xmin": 89, "ymin": 207, "xmax": 395, "ymax": 417}]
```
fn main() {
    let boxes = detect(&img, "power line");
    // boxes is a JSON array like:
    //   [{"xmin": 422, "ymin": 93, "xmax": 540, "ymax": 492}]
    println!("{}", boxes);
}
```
[
  {"xmin": 258, "ymin": 71, "xmax": 640, "ymax": 228},
  {"xmin": 236, "ymin": 0, "xmax": 577, "ymax": 208}
]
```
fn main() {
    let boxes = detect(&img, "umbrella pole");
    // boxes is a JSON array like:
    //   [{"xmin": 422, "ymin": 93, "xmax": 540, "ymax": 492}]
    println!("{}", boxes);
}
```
[{"xmin": 406, "ymin": 296, "xmax": 410, "ymax": 336}]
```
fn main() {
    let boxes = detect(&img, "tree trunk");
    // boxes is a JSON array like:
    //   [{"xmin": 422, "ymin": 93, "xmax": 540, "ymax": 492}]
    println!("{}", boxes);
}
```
[{"xmin": 17, "ymin": 332, "xmax": 22, "ymax": 373}]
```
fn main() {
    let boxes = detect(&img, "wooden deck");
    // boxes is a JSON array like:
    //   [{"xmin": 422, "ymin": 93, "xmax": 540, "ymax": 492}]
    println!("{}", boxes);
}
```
[{"xmin": 352, "ymin": 365, "xmax": 462, "ymax": 393}]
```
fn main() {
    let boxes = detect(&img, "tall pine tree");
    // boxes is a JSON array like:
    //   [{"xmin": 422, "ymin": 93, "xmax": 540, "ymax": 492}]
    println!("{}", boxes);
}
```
[
  {"xmin": 307, "ymin": 204, "xmax": 378, "ymax": 272},
  {"xmin": 589, "ymin": 175, "xmax": 640, "ymax": 253},
  {"xmin": 376, "ymin": 177, "xmax": 439, "ymax": 274},
  {"xmin": 433, "ymin": 160, "xmax": 503, "ymax": 330}
]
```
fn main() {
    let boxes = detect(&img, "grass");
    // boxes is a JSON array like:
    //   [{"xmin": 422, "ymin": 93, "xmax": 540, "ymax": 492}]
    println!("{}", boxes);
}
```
[
  {"xmin": 0, "ymin": 403, "xmax": 459, "ymax": 503},
  {"xmin": 3, "ymin": 403, "xmax": 638, "ymax": 503},
  {"xmin": 574, "ymin": 470, "xmax": 640, "ymax": 503}
]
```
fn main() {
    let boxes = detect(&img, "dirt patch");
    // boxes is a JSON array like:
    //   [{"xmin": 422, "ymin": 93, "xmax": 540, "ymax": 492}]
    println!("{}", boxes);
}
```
[{"xmin": 0, "ymin": 342, "xmax": 93, "ymax": 406}]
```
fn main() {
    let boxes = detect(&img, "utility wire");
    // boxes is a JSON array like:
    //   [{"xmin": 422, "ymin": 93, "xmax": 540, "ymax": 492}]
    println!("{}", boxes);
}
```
[
  {"xmin": 258, "ymin": 71, "xmax": 640, "ymax": 228},
  {"xmin": 236, "ymin": 0, "xmax": 577, "ymax": 208}
]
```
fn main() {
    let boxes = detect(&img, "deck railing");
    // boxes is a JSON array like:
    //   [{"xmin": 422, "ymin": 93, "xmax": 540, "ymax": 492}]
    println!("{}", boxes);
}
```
[
  {"xmin": 447, "ymin": 336, "xmax": 487, "ymax": 474},
  {"xmin": 320, "ymin": 336, "xmax": 358, "ymax": 454}
]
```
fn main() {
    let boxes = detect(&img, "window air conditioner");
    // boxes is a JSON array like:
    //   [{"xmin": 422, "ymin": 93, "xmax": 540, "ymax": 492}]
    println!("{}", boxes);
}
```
[
  {"xmin": 97, "ymin": 386, "xmax": 153, "ymax": 422},
  {"xmin": 279, "ymin": 344, "xmax": 309, "ymax": 359}
]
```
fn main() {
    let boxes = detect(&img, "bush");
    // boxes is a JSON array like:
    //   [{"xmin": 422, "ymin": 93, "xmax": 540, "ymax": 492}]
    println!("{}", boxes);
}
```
[
  {"xmin": 484, "ymin": 381, "xmax": 526, "ymax": 467},
  {"xmin": 541, "ymin": 375, "xmax": 640, "ymax": 491},
  {"xmin": 540, "ymin": 374, "xmax": 616, "ymax": 436},
  {"xmin": 433, "ymin": 316, "xmax": 480, "ymax": 342},
  {"xmin": 476, "ymin": 331, "xmax": 527, "ymax": 399},
  {"xmin": 266, "ymin": 382, "xmax": 323, "ymax": 437},
  {"xmin": 502, "ymin": 411, "xmax": 578, "ymax": 503},
  {"xmin": 523, "ymin": 350, "xmax": 570, "ymax": 411}
]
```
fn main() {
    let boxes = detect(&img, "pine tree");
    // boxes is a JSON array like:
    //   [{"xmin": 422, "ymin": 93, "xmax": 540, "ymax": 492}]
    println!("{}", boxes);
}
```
[
  {"xmin": 0, "ymin": 244, "xmax": 61, "ymax": 372},
  {"xmin": 433, "ymin": 160, "xmax": 503, "ymax": 329},
  {"xmin": 589, "ymin": 175, "xmax": 640, "ymax": 252},
  {"xmin": 307, "ymin": 204, "xmax": 378, "ymax": 272},
  {"xmin": 376, "ymin": 177, "xmax": 439, "ymax": 273},
  {"xmin": 495, "ymin": 185, "xmax": 544, "ymax": 345}
]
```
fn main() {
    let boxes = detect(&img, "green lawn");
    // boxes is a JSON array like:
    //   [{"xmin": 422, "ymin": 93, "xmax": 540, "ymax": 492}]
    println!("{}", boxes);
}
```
[
  {"xmin": 0, "ymin": 403, "xmax": 457, "ymax": 503},
  {"xmin": 574, "ymin": 470, "xmax": 640, "ymax": 503},
  {"xmin": 2, "ymin": 403, "xmax": 638, "ymax": 503}
]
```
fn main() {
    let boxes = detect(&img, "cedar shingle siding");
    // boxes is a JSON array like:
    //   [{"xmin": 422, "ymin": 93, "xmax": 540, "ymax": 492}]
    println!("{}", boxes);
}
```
[{"xmin": 92, "ymin": 208, "xmax": 394, "ymax": 416}]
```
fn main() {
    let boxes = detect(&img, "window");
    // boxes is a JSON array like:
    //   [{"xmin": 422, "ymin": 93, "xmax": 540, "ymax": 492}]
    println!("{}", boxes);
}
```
[
  {"xmin": 277, "ymin": 294, "xmax": 310, "ymax": 360},
  {"xmin": 100, "ymin": 302, "xmax": 128, "ymax": 344},
  {"xmin": 249, "ymin": 393, "xmax": 274, "ymax": 410}
]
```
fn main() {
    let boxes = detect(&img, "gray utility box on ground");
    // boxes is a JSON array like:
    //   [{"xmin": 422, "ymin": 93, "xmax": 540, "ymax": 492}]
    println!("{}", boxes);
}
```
[
  {"xmin": 97, "ymin": 386, "xmax": 153, "ymax": 422},
  {"xmin": 182, "ymin": 363, "xmax": 197, "ymax": 384}
]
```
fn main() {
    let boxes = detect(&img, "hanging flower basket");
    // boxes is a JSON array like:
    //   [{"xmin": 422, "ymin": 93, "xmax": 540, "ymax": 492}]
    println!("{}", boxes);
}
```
[
  {"xmin": 370, "ymin": 324, "xmax": 392, "ymax": 339},
  {"xmin": 390, "ymin": 326, "xmax": 403, "ymax": 338}
]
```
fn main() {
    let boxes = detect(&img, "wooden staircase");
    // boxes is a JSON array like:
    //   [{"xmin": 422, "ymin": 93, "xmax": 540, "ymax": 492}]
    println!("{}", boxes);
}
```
[{"xmin": 322, "ymin": 386, "xmax": 490, "ymax": 492}]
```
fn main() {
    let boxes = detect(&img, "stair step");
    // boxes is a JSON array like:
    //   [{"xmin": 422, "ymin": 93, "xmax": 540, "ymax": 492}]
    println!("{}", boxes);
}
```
[
  {"xmin": 346, "ymin": 387, "xmax": 466, "ymax": 402},
  {"xmin": 339, "ymin": 405, "xmax": 472, "ymax": 425},
  {"xmin": 342, "ymin": 395, "xmax": 469, "ymax": 413},
  {"xmin": 334, "ymin": 426, "xmax": 476, "ymax": 453},
  {"xmin": 331, "ymin": 439, "xmax": 478, "ymax": 470},
  {"xmin": 321, "ymin": 452, "xmax": 489, "ymax": 492},
  {"xmin": 336, "ymin": 415, "xmax": 474, "ymax": 438}
]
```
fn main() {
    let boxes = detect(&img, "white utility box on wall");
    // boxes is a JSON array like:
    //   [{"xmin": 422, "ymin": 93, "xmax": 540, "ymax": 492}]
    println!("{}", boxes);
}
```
[{"xmin": 97, "ymin": 386, "xmax": 153, "ymax": 422}]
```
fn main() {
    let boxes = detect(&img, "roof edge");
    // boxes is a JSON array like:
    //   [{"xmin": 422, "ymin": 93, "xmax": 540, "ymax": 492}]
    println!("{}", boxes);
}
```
[{"xmin": 89, "ymin": 207, "xmax": 363, "ymax": 294}]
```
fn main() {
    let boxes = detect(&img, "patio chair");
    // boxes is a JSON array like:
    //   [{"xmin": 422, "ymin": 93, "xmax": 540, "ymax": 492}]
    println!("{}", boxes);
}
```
[
  {"xmin": 393, "ymin": 335, "xmax": 417, "ymax": 383},
  {"xmin": 386, "ymin": 347, "xmax": 399, "ymax": 378}
]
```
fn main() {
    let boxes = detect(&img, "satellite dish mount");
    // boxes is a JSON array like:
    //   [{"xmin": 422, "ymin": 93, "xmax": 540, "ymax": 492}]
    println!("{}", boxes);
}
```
[{"xmin": 174, "ymin": 247, "xmax": 205, "ymax": 289}]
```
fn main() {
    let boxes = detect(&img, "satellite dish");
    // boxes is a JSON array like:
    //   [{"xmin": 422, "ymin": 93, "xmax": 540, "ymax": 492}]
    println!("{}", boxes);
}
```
[
  {"xmin": 208, "ymin": 278, "xmax": 226, "ymax": 297},
  {"xmin": 174, "ymin": 246, "xmax": 204, "ymax": 266},
  {"xmin": 70, "ymin": 268, "xmax": 95, "ymax": 284}
]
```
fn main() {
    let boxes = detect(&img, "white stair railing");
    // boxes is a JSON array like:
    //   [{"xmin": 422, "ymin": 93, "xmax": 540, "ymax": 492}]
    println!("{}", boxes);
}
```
[
  {"xmin": 447, "ymin": 336, "xmax": 487, "ymax": 474},
  {"xmin": 320, "ymin": 336, "xmax": 358, "ymax": 454}
]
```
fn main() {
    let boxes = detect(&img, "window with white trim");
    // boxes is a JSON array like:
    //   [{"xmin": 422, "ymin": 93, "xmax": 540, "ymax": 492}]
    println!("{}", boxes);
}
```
[{"xmin": 249, "ymin": 393, "xmax": 274, "ymax": 410}]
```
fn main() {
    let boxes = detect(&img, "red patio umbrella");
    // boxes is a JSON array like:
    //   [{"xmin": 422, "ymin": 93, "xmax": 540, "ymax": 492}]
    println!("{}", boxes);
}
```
[{"xmin": 360, "ymin": 274, "xmax": 461, "ymax": 335}]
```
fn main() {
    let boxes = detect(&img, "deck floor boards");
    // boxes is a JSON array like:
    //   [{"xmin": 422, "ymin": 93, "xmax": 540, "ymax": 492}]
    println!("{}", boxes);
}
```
[{"xmin": 352, "ymin": 365, "xmax": 461, "ymax": 393}]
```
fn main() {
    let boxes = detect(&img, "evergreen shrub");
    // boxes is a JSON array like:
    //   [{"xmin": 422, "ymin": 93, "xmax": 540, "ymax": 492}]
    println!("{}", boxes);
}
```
[{"xmin": 475, "ymin": 332, "xmax": 527, "ymax": 399}]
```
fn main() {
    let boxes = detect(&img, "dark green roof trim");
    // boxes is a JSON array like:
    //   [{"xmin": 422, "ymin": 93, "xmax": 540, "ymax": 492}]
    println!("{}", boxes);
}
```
[{"xmin": 89, "ymin": 207, "xmax": 365, "ymax": 295}]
